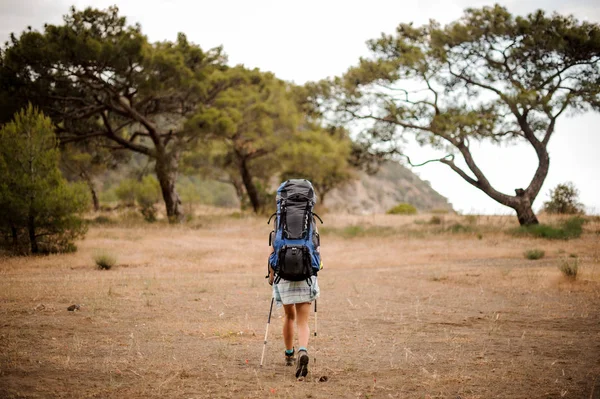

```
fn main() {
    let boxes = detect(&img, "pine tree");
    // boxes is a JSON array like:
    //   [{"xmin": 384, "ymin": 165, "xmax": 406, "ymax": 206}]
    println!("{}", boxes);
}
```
[{"xmin": 0, "ymin": 106, "xmax": 89, "ymax": 254}]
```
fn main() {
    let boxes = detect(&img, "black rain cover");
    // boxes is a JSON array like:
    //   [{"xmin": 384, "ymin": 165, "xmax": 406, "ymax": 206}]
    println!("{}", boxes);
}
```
[{"xmin": 278, "ymin": 180, "xmax": 316, "ymax": 239}]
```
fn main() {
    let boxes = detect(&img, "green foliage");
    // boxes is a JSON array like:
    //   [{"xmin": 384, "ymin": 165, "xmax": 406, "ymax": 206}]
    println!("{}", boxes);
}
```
[
  {"xmin": 94, "ymin": 251, "xmax": 117, "ymax": 270},
  {"xmin": 178, "ymin": 177, "xmax": 238, "ymax": 208},
  {"xmin": 186, "ymin": 68, "xmax": 301, "ymax": 213},
  {"xmin": 60, "ymin": 141, "xmax": 125, "ymax": 211},
  {"xmin": 0, "ymin": 6, "xmax": 230, "ymax": 221},
  {"xmin": 136, "ymin": 176, "xmax": 161, "ymax": 222},
  {"xmin": 524, "ymin": 249, "xmax": 545, "ymax": 260},
  {"xmin": 279, "ymin": 128, "xmax": 354, "ymax": 201},
  {"xmin": 115, "ymin": 176, "xmax": 161, "ymax": 222},
  {"xmin": 115, "ymin": 178, "xmax": 138, "ymax": 206},
  {"xmin": 510, "ymin": 216, "xmax": 585, "ymax": 240},
  {"xmin": 543, "ymin": 182, "xmax": 585, "ymax": 215},
  {"xmin": 0, "ymin": 106, "xmax": 89, "ymax": 254},
  {"xmin": 558, "ymin": 256, "xmax": 578, "ymax": 279},
  {"xmin": 186, "ymin": 68, "xmax": 356, "ymax": 213},
  {"xmin": 387, "ymin": 203, "xmax": 417, "ymax": 215}
]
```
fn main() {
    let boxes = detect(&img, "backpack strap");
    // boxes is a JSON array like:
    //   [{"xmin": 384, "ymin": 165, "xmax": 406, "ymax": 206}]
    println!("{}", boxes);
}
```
[
  {"xmin": 281, "ymin": 201, "xmax": 289, "ymax": 238},
  {"xmin": 313, "ymin": 212, "xmax": 324, "ymax": 224},
  {"xmin": 267, "ymin": 212, "xmax": 277, "ymax": 225},
  {"xmin": 304, "ymin": 248, "xmax": 313, "ymax": 286}
]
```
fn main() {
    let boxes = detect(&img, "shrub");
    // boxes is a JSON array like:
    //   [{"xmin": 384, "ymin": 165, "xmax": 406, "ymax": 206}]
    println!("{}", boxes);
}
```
[
  {"xmin": 387, "ymin": 203, "xmax": 417, "ymax": 215},
  {"xmin": 94, "ymin": 251, "xmax": 117, "ymax": 270},
  {"xmin": 464, "ymin": 215, "xmax": 479, "ymax": 225},
  {"xmin": 136, "ymin": 176, "xmax": 160, "ymax": 222},
  {"xmin": 562, "ymin": 216, "xmax": 586, "ymax": 237},
  {"xmin": 430, "ymin": 208, "xmax": 450, "ymax": 214},
  {"xmin": 447, "ymin": 223, "xmax": 473, "ymax": 233},
  {"xmin": 428, "ymin": 216, "xmax": 442, "ymax": 225},
  {"xmin": 543, "ymin": 182, "xmax": 585, "ymax": 215},
  {"xmin": 178, "ymin": 177, "xmax": 239, "ymax": 208},
  {"xmin": 115, "ymin": 178, "xmax": 138, "ymax": 206},
  {"xmin": 524, "ymin": 249, "xmax": 545, "ymax": 260},
  {"xmin": 510, "ymin": 216, "xmax": 585, "ymax": 240},
  {"xmin": 115, "ymin": 176, "xmax": 160, "ymax": 222},
  {"xmin": 91, "ymin": 215, "xmax": 113, "ymax": 225},
  {"xmin": 558, "ymin": 257, "xmax": 578, "ymax": 279}
]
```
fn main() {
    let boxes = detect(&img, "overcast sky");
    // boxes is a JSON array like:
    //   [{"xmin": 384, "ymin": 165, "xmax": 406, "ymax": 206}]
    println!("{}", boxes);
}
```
[{"xmin": 1, "ymin": 0, "xmax": 599, "ymax": 214}]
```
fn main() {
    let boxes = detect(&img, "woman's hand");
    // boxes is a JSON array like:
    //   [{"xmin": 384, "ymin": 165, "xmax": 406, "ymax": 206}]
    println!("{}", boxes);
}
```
[{"xmin": 268, "ymin": 266, "xmax": 274, "ymax": 286}]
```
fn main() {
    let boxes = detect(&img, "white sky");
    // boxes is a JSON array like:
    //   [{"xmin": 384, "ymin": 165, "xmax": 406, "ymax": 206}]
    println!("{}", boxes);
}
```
[{"xmin": 1, "ymin": 0, "xmax": 599, "ymax": 214}]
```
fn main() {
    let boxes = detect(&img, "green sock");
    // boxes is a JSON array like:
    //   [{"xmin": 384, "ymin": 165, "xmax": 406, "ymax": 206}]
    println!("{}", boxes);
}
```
[
  {"xmin": 285, "ymin": 349, "xmax": 294, "ymax": 355},
  {"xmin": 299, "ymin": 347, "xmax": 307, "ymax": 352}
]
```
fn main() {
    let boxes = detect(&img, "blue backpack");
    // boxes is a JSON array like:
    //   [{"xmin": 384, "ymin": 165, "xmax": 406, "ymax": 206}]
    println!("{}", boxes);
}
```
[{"xmin": 267, "ymin": 179, "xmax": 323, "ymax": 283}]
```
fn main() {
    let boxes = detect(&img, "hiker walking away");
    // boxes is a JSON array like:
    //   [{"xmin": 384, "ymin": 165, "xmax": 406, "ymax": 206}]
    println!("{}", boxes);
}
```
[{"xmin": 267, "ymin": 179, "xmax": 323, "ymax": 379}]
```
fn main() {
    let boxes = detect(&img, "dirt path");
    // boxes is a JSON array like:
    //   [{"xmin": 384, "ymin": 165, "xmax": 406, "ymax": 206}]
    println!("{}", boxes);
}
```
[{"xmin": 1, "ymin": 216, "xmax": 599, "ymax": 398}]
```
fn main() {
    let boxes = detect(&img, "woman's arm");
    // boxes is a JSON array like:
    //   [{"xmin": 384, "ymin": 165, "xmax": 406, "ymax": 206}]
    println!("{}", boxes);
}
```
[{"xmin": 268, "ymin": 266, "xmax": 274, "ymax": 285}]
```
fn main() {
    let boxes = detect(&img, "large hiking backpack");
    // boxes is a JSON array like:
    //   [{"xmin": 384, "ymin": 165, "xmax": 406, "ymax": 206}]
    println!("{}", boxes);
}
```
[{"xmin": 268, "ymin": 179, "xmax": 323, "ymax": 283}]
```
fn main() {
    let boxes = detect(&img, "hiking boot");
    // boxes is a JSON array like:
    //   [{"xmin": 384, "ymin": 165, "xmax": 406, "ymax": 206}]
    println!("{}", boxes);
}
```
[
  {"xmin": 285, "ymin": 348, "xmax": 295, "ymax": 366},
  {"xmin": 295, "ymin": 349, "xmax": 309, "ymax": 379}
]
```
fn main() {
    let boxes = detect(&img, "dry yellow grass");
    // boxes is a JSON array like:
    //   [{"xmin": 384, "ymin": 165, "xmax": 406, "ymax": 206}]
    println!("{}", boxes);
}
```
[{"xmin": 1, "ymin": 212, "xmax": 599, "ymax": 398}]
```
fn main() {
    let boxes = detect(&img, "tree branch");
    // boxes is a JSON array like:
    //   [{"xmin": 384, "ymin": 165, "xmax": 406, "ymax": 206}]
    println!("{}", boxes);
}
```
[
  {"xmin": 439, "ymin": 157, "xmax": 478, "ymax": 186},
  {"xmin": 421, "ymin": 71, "xmax": 440, "ymax": 115},
  {"xmin": 398, "ymin": 153, "xmax": 454, "ymax": 167},
  {"xmin": 542, "ymin": 94, "xmax": 571, "ymax": 146},
  {"xmin": 112, "ymin": 96, "xmax": 161, "ymax": 145},
  {"xmin": 447, "ymin": 61, "xmax": 510, "ymax": 103},
  {"xmin": 100, "ymin": 111, "xmax": 154, "ymax": 157},
  {"xmin": 59, "ymin": 131, "xmax": 107, "ymax": 144},
  {"xmin": 344, "ymin": 108, "xmax": 432, "ymax": 133}
]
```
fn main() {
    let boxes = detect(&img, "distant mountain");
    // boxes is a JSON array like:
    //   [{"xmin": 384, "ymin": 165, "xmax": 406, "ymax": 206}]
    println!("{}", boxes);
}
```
[{"xmin": 323, "ymin": 161, "xmax": 453, "ymax": 214}]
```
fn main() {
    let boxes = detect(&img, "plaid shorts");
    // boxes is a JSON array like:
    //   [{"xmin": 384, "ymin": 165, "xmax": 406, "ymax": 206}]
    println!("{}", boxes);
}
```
[{"xmin": 273, "ymin": 276, "xmax": 320, "ymax": 307}]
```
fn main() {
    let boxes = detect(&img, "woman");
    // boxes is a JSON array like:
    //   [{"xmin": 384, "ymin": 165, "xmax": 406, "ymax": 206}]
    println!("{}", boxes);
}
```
[
  {"xmin": 267, "ymin": 179, "xmax": 321, "ymax": 379},
  {"xmin": 268, "ymin": 267, "xmax": 319, "ymax": 379}
]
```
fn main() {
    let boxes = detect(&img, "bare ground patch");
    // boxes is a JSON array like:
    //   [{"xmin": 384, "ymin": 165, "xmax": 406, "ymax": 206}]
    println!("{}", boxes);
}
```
[{"xmin": 1, "ymin": 214, "xmax": 599, "ymax": 398}]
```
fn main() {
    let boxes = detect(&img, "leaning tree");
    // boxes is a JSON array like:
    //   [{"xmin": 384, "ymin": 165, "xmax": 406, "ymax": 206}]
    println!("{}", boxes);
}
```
[
  {"xmin": 332, "ymin": 5, "xmax": 599, "ymax": 225},
  {"xmin": 0, "ymin": 6, "xmax": 229, "ymax": 221}
]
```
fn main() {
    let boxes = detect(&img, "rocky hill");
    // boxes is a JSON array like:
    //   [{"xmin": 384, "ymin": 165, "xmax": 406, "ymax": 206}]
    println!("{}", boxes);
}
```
[{"xmin": 323, "ymin": 161, "xmax": 453, "ymax": 214}]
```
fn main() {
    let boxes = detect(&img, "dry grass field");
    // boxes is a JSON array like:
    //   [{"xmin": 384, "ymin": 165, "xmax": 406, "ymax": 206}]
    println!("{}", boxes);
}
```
[{"xmin": 1, "ymin": 212, "xmax": 599, "ymax": 398}]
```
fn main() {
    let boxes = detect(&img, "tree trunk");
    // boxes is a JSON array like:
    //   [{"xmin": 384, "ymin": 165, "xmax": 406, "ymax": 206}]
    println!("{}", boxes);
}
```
[
  {"xmin": 513, "ymin": 189, "xmax": 539, "ymax": 226},
  {"xmin": 443, "ymin": 138, "xmax": 547, "ymax": 227},
  {"xmin": 90, "ymin": 187, "xmax": 100, "ymax": 212},
  {"xmin": 155, "ymin": 152, "xmax": 183, "ymax": 223},
  {"xmin": 239, "ymin": 158, "xmax": 261, "ymax": 213},
  {"xmin": 11, "ymin": 225, "xmax": 18, "ymax": 248},
  {"xmin": 514, "ymin": 204, "xmax": 539, "ymax": 226},
  {"xmin": 230, "ymin": 176, "xmax": 246, "ymax": 208},
  {"xmin": 81, "ymin": 171, "xmax": 100, "ymax": 211},
  {"xmin": 28, "ymin": 214, "xmax": 38, "ymax": 254}
]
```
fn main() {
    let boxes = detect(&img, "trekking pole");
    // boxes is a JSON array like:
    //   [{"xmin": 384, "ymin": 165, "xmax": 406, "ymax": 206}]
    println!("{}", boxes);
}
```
[
  {"xmin": 260, "ymin": 297, "xmax": 275, "ymax": 367},
  {"xmin": 314, "ymin": 299, "xmax": 318, "ymax": 338},
  {"xmin": 314, "ymin": 299, "xmax": 318, "ymax": 370}
]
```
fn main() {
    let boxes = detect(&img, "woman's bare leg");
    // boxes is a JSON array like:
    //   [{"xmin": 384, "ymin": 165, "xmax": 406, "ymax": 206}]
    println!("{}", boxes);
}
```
[
  {"xmin": 282, "ymin": 304, "xmax": 296, "ymax": 350},
  {"xmin": 294, "ymin": 302, "xmax": 312, "ymax": 378},
  {"xmin": 295, "ymin": 302, "xmax": 311, "ymax": 349}
]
